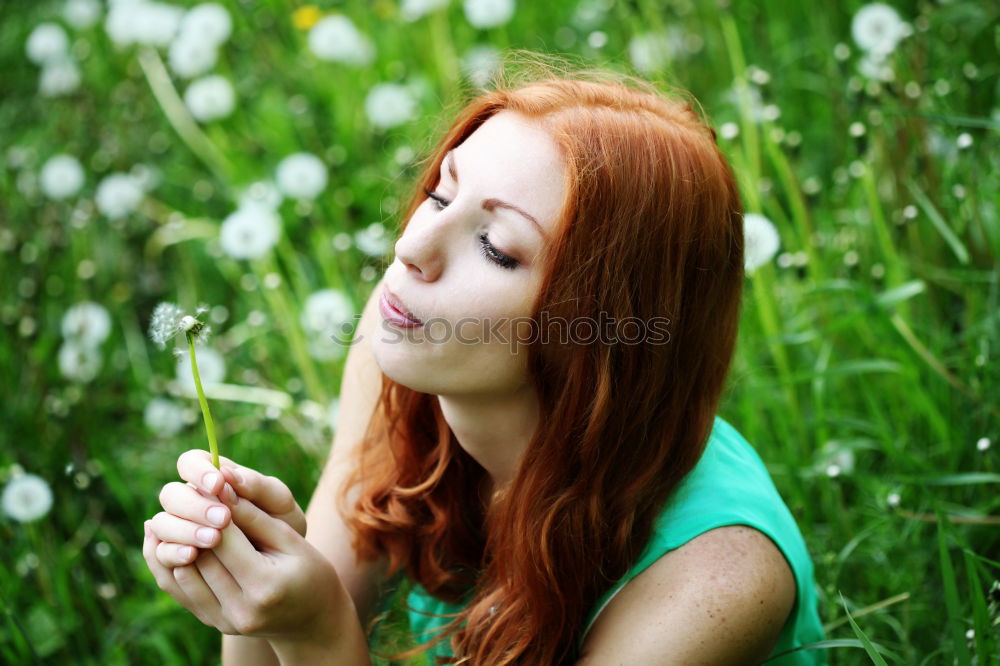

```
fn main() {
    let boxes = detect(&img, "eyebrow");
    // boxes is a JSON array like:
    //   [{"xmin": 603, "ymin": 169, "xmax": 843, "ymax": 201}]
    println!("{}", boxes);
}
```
[{"xmin": 445, "ymin": 150, "xmax": 548, "ymax": 240}]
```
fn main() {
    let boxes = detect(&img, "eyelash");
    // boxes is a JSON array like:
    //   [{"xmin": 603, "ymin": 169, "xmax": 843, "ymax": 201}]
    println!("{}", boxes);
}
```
[{"xmin": 422, "ymin": 187, "xmax": 519, "ymax": 270}]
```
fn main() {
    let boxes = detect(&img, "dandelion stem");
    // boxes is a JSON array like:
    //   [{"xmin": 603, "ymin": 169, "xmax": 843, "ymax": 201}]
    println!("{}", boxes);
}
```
[{"xmin": 188, "ymin": 333, "xmax": 220, "ymax": 469}]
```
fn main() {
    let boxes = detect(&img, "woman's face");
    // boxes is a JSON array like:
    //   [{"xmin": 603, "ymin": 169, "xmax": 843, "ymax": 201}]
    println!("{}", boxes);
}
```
[{"xmin": 372, "ymin": 110, "xmax": 568, "ymax": 398}]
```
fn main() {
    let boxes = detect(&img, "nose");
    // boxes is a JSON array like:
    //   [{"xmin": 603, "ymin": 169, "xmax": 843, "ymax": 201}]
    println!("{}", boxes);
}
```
[{"xmin": 393, "ymin": 215, "xmax": 444, "ymax": 281}]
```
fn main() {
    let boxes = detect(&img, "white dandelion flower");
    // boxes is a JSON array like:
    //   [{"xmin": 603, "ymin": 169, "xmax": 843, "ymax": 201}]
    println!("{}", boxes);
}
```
[
  {"xmin": 307, "ymin": 15, "xmax": 375, "ymax": 66},
  {"xmin": 61, "ymin": 301, "xmax": 111, "ymax": 347},
  {"xmin": 58, "ymin": 340, "xmax": 103, "ymax": 382},
  {"xmin": 301, "ymin": 289, "xmax": 354, "ymax": 335},
  {"xmin": 168, "ymin": 34, "xmax": 218, "ymax": 79},
  {"xmin": 26, "ymin": 22, "xmax": 69, "ymax": 65},
  {"xmin": 175, "ymin": 346, "xmax": 225, "ymax": 390},
  {"xmin": 106, "ymin": 0, "xmax": 183, "ymax": 47},
  {"xmin": 275, "ymin": 152, "xmax": 328, "ymax": 201},
  {"xmin": 628, "ymin": 31, "xmax": 679, "ymax": 75},
  {"xmin": 463, "ymin": 0, "xmax": 515, "ymax": 29},
  {"xmin": 2, "ymin": 474, "xmax": 53, "ymax": 523},
  {"xmin": 977, "ymin": 437, "xmax": 991, "ymax": 452},
  {"xmin": 354, "ymin": 222, "xmax": 392, "ymax": 257},
  {"xmin": 95, "ymin": 172, "xmax": 144, "ymax": 219},
  {"xmin": 63, "ymin": 0, "xmax": 103, "ymax": 30},
  {"xmin": 219, "ymin": 205, "xmax": 281, "ymax": 259},
  {"xmin": 401, "ymin": 0, "xmax": 450, "ymax": 22},
  {"xmin": 238, "ymin": 181, "xmax": 283, "ymax": 211},
  {"xmin": 148, "ymin": 301, "xmax": 211, "ymax": 349},
  {"xmin": 851, "ymin": 3, "xmax": 906, "ymax": 56},
  {"xmin": 743, "ymin": 213, "xmax": 781, "ymax": 273},
  {"xmin": 39, "ymin": 58, "xmax": 81, "ymax": 97},
  {"xmin": 143, "ymin": 397, "xmax": 187, "ymax": 437},
  {"xmin": 183, "ymin": 74, "xmax": 235, "ymax": 122},
  {"xmin": 365, "ymin": 83, "xmax": 417, "ymax": 130},
  {"xmin": 857, "ymin": 52, "xmax": 894, "ymax": 81},
  {"xmin": 460, "ymin": 44, "xmax": 501, "ymax": 88},
  {"xmin": 307, "ymin": 333, "xmax": 348, "ymax": 361},
  {"xmin": 178, "ymin": 3, "xmax": 232, "ymax": 46},
  {"xmin": 40, "ymin": 154, "xmax": 85, "ymax": 200}
]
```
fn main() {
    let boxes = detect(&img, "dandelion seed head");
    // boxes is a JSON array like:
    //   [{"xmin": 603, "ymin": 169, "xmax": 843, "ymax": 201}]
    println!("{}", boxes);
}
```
[
  {"xmin": 463, "ymin": 0, "xmax": 515, "ymax": 29},
  {"xmin": 149, "ymin": 301, "xmax": 185, "ymax": 348},
  {"xmin": 977, "ymin": 437, "xmax": 991, "ymax": 452},
  {"xmin": 2, "ymin": 473, "xmax": 53, "ymax": 523},
  {"xmin": 743, "ymin": 213, "xmax": 781, "ymax": 273}
]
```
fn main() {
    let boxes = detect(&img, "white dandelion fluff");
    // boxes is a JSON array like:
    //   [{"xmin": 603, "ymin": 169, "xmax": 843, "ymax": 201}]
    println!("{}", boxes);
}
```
[
  {"xmin": 743, "ymin": 213, "xmax": 781, "ymax": 273},
  {"xmin": 95, "ymin": 172, "xmax": 144, "ymax": 219},
  {"xmin": 175, "ymin": 346, "xmax": 226, "ymax": 390},
  {"xmin": 39, "ymin": 58, "xmax": 81, "ymax": 97},
  {"xmin": 219, "ymin": 205, "xmax": 281, "ymax": 259},
  {"xmin": 26, "ymin": 22, "xmax": 70, "ymax": 65},
  {"xmin": 238, "ymin": 181, "xmax": 283, "ymax": 211},
  {"xmin": 2, "ymin": 474, "xmax": 54, "ymax": 523},
  {"xmin": 365, "ymin": 83, "xmax": 417, "ymax": 130},
  {"xmin": 301, "ymin": 289, "xmax": 354, "ymax": 335},
  {"xmin": 183, "ymin": 74, "xmax": 235, "ymax": 122},
  {"xmin": 401, "ymin": 0, "xmax": 450, "ymax": 22},
  {"xmin": 851, "ymin": 3, "xmax": 906, "ymax": 56},
  {"xmin": 275, "ymin": 153, "xmax": 328, "ymax": 201},
  {"xmin": 628, "ymin": 31, "xmax": 678, "ymax": 75},
  {"xmin": 143, "ymin": 397, "xmax": 187, "ymax": 437},
  {"xmin": 61, "ymin": 301, "xmax": 112, "ymax": 347},
  {"xmin": 40, "ymin": 154, "xmax": 85, "ymax": 200},
  {"xmin": 307, "ymin": 15, "xmax": 375, "ymax": 66},
  {"xmin": 178, "ymin": 3, "xmax": 232, "ymax": 46},
  {"xmin": 63, "ymin": 0, "xmax": 102, "ymax": 30},
  {"xmin": 148, "ymin": 302, "xmax": 211, "ymax": 349},
  {"xmin": 168, "ymin": 34, "xmax": 218, "ymax": 79},
  {"xmin": 58, "ymin": 340, "xmax": 103, "ymax": 383},
  {"xmin": 460, "ymin": 44, "xmax": 501, "ymax": 88},
  {"xmin": 354, "ymin": 222, "xmax": 392, "ymax": 257},
  {"xmin": 105, "ymin": 0, "xmax": 184, "ymax": 47},
  {"xmin": 463, "ymin": 0, "xmax": 515, "ymax": 29}
]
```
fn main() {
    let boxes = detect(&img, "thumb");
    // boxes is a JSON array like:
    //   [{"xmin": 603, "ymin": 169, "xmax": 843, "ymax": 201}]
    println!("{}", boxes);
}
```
[{"xmin": 224, "ymin": 493, "xmax": 300, "ymax": 554}]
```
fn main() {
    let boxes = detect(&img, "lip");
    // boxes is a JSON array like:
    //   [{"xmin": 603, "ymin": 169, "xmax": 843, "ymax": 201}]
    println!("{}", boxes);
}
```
[{"xmin": 380, "ymin": 287, "xmax": 424, "ymax": 328}]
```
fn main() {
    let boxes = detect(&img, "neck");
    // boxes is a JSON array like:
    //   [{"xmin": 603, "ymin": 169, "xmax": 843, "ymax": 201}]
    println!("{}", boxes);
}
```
[{"xmin": 437, "ymin": 384, "xmax": 539, "ymax": 491}]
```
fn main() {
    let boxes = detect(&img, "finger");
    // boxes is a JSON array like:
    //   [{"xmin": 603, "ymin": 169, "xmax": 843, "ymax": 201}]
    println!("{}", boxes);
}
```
[
  {"xmin": 155, "ymin": 540, "xmax": 198, "ymax": 568},
  {"xmin": 150, "ymin": 510, "xmax": 222, "ymax": 548},
  {"xmin": 224, "ymin": 467, "xmax": 301, "ymax": 523},
  {"xmin": 194, "ymin": 549, "xmax": 243, "ymax": 634},
  {"xmin": 172, "ymin": 557, "xmax": 229, "ymax": 631},
  {"xmin": 159, "ymin": 481, "xmax": 232, "ymax": 529},
  {"xmin": 177, "ymin": 449, "xmax": 245, "ymax": 497},
  {"xmin": 142, "ymin": 521, "xmax": 197, "ymax": 609},
  {"xmin": 212, "ymin": 497, "xmax": 299, "ymax": 583}
]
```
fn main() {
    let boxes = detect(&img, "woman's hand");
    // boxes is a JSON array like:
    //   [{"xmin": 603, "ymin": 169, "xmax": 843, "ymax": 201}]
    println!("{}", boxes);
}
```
[
  {"xmin": 147, "ymin": 449, "xmax": 307, "ymax": 568},
  {"xmin": 141, "ymin": 458, "xmax": 354, "ymax": 646}
]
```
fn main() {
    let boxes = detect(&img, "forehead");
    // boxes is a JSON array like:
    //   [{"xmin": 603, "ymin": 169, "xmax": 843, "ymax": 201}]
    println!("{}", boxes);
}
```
[{"xmin": 449, "ymin": 111, "xmax": 568, "ymax": 233}]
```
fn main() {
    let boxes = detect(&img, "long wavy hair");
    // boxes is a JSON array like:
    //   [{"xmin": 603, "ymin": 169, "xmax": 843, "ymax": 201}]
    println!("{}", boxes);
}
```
[{"xmin": 338, "ymin": 53, "xmax": 745, "ymax": 665}]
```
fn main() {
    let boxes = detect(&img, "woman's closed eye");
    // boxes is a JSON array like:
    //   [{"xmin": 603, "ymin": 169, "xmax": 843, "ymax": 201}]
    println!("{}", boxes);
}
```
[{"xmin": 423, "ymin": 188, "xmax": 519, "ymax": 270}]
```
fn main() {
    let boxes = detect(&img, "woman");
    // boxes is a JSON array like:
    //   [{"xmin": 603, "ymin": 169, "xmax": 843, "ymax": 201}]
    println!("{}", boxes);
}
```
[{"xmin": 143, "ymin": 56, "xmax": 827, "ymax": 665}]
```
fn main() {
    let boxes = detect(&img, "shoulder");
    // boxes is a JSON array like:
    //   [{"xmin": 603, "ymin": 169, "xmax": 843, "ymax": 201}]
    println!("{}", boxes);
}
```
[{"xmin": 577, "ymin": 525, "xmax": 796, "ymax": 665}]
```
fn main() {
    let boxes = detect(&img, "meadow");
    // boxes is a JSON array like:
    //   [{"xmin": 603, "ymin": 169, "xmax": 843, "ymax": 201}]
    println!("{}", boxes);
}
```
[{"xmin": 1, "ymin": 0, "xmax": 997, "ymax": 663}]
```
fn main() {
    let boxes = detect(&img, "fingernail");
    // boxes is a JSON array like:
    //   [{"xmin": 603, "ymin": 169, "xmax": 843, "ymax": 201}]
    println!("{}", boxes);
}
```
[
  {"xmin": 207, "ymin": 506, "xmax": 227, "ymax": 527},
  {"xmin": 196, "ymin": 527, "xmax": 216, "ymax": 546},
  {"xmin": 224, "ymin": 484, "xmax": 238, "ymax": 506},
  {"xmin": 181, "ymin": 546, "xmax": 195, "ymax": 561},
  {"xmin": 202, "ymin": 472, "xmax": 219, "ymax": 491}
]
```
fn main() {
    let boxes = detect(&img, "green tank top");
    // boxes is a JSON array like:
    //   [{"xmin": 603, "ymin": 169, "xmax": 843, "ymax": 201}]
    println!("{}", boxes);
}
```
[{"xmin": 405, "ymin": 415, "xmax": 827, "ymax": 664}]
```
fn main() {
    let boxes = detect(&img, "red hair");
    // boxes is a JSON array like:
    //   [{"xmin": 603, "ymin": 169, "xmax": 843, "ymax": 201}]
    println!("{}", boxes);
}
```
[{"xmin": 339, "ymin": 53, "xmax": 745, "ymax": 665}]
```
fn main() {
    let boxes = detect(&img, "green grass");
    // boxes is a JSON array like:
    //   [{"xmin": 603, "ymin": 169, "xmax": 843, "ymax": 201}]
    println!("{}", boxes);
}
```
[{"xmin": 1, "ymin": 0, "xmax": 998, "ymax": 663}]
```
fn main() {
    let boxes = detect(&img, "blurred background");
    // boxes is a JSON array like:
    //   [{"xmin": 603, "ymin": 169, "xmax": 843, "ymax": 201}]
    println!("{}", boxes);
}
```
[{"xmin": 1, "ymin": 0, "xmax": 997, "ymax": 663}]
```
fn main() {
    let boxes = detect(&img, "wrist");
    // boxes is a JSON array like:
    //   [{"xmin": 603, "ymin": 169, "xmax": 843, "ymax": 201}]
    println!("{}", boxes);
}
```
[{"xmin": 268, "ymin": 597, "xmax": 372, "ymax": 666}]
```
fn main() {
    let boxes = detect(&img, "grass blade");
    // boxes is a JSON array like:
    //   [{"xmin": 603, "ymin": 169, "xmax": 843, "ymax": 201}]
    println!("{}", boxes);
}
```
[
  {"xmin": 838, "ymin": 592, "xmax": 892, "ymax": 665},
  {"xmin": 936, "ymin": 509, "xmax": 973, "ymax": 666}
]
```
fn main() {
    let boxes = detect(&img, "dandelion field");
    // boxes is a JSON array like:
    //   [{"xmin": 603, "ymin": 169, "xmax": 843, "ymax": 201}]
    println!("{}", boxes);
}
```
[{"xmin": 1, "ymin": 0, "xmax": 998, "ymax": 664}]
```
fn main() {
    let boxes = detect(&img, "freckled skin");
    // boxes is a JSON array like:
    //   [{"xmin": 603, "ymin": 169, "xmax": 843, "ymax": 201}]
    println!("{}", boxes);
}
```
[{"xmin": 577, "ymin": 525, "xmax": 796, "ymax": 665}]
